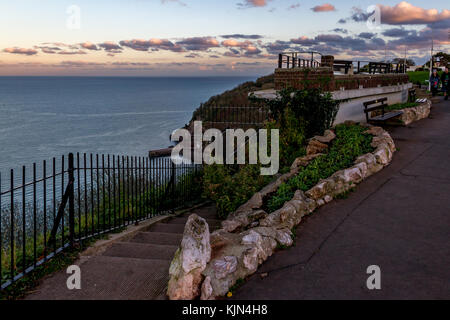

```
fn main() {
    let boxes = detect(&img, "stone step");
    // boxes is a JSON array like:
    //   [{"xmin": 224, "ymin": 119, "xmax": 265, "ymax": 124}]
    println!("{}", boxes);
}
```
[
  {"xmin": 167, "ymin": 216, "xmax": 222, "ymax": 227},
  {"xmin": 147, "ymin": 223, "xmax": 185, "ymax": 234},
  {"xmin": 102, "ymin": 242, "xmax": 178, "ymax": 261},
  {"xmin": 26, "ymin": 256, "xmax": 170, "ymax": 300},
  {"xmin": 129, "ymin": 232, "xmax": 183, "ymax": 246}
]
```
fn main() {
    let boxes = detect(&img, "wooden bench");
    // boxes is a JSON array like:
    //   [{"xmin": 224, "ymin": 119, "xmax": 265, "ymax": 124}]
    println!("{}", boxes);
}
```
[
  {"xmin": 409, "ymin": 88, "xmax": 417, "ymax": 103},
  {"xmin": 409, "ymin": 88, "xmax": 428, "ymax": 103},
  {"xmin": 363, "ymin": 98, "xmax": 404, "ymax": 124}
]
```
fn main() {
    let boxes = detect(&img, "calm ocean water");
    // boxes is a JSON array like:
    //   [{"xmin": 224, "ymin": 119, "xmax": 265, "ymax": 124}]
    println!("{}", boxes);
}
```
[{"xmin": 0, "ymin": 76, "xmax": 255, "ymax": 175}]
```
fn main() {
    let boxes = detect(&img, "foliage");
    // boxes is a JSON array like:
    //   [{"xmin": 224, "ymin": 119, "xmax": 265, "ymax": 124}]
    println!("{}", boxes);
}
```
[
  {"xmin": 202, "ymin": 164, "xmax": 272, "ymax": 218},
  {"xmin": 190, "ymin": 74, "xmax": 274, "ymax": 122},
  {"xmin": 266, "ymin": 123, "xmax": 374, "ymax": 213},
  {"xmin": 202, "ymin": 87, "xmax": 341, "ymax": 218},
  {"xmin": 408, "ymin": 71, "xmax": 443, "ymax": 85},
  {"xmin": 255, "ymin": 88, "xmax": 340, "ymax": 138}
]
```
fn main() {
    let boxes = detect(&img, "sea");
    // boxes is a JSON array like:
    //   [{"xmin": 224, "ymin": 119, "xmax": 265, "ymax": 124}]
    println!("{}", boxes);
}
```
[{"xmin": 0, "ymin": 76, "xmax": 256, "ymax": 175}]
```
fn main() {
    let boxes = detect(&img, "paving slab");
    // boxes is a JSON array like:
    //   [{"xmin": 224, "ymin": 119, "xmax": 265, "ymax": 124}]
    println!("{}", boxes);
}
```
[{"xmin": 233, "ymin": 97, "xmax": 450, "ymax": 300}]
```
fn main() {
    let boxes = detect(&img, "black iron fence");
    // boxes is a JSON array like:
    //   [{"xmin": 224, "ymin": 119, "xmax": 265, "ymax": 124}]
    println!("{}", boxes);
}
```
[{"xmin": 0, "ymin": 153, "xmax": 202, "ymax": 289}]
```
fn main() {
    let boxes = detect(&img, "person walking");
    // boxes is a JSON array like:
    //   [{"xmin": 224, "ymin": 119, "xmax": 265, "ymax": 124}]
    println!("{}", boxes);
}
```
[
  {"xmin": 430, "ymin": 70, "xmax": 440, "ymax": 97},
  {"xmin": 441, "ymin": 67, "xmax": 450, "ymax": 101}
]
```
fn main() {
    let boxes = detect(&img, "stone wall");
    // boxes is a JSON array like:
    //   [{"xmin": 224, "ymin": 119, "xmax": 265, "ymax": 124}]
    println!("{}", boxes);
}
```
[
  {"xmin": 274, "ymin": 68, "xmax": 409, "ymax": 92},
  {"xmin": 167, "ymin": 124, "xmax": 396, "ymax": 300}
]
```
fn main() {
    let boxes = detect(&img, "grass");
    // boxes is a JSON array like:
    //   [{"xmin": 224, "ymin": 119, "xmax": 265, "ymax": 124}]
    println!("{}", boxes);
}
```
[{"xmin": 408, "ymin": 70, "xmax": 443, "ymax": 85}]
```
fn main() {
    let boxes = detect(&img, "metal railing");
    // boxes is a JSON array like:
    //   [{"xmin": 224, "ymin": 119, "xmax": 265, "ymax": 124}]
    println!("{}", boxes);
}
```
[
  {"xmin": 0, "ymin": 152, "xmax": 201, "ymax": 289},
  {"xmin": 194, "ymin": 105, "xmax": 271, "ymax": 130},
  {"xmin": 278, "ymin": 52, "xmax": 322, "ymax": 69}
]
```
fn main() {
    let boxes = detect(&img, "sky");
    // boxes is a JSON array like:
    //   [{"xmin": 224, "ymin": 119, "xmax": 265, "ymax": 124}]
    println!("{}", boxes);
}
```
[{"xmin": 0, "ymin": 0, "xmax": 449, "ymax": 76}]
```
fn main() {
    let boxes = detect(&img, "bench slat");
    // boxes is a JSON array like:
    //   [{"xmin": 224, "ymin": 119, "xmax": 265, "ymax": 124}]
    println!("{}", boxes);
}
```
[{"xmin": 369, "ymin": 111, "xmax": 404, "ymax": 122}]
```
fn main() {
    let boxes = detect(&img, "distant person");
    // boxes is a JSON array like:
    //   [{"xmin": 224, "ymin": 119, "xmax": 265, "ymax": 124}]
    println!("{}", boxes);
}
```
[
  {"xmin": 430, "ymin": 70, "xmax": 440, "ymax": 97},
  {"xmin": 441, "ymin": 67, "xmax": 449, "ymax": 101}
]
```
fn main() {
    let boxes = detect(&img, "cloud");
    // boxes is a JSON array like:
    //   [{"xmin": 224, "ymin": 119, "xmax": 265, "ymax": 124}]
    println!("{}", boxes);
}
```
[
  {"xmin": 98, "ymin": 41, "xmax": 123, "ymax": 52},
  {"xmin": 382, "ymin": 27, "xmax": 413, "ymax": 38},
  {"xmin": 58, "ymin": 50, "xmax": 87, "ymax": 55},
  {"xmin": 176, "ymin": 37, "xmax": 220, "ymax": 51},
  {"xmin": 221, "ymin": 34, "xmax": 264, "ymax": 39},
  {"xmin": 120, "ymin": 38, "xmax": 185, "ymax": 52},
  {"xmin": 332, "ymin": 28, "xmax": 348, "ymax": 34},
  {"xmin": 34, "ymin": 46, "xmax": 62, "ymax": 54},
  {"xmin": 263, "ymin": 40, "xmax": 292, "ymax": 55},
  {"xmin": 288, "ymin": 3, "xmax": 301, "ymax": 10},
  {"xmin": 290, "ymin": 36, "xmax": 318, "ymax": 46},
  {"xmin": 80, "ymin": 42, "xmax": 99, "ymax": 51},
  {"xmin": 161, "ymin": 0, "xmax": 186, "ymax": 6},
  {"xmin": 379, "ymin": 1, "xmax": 450, "ymax": 25},
  {"xmin": 3, "ymin": 47, "xmax": 38, "ymax": 55},
  {"xmin": 311, "ymin": 4, "xmax": 336, "ymax": 12},
  {"xmin": 358, "ymin": 32, "xmax": 375, "ymax": 39},
  {"xmin": 237, "ymin": 0, "xmax": 269, "ymax": 8}
]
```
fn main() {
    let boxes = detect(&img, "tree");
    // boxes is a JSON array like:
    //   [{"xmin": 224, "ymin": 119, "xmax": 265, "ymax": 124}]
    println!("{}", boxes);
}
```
[
  {"xmin": 434, "ymin": 52, "xmax": 450, "ymax": 67},
  {"xmin": 389, "ymin": 58, "xmax": 415, "ymax": 67}
]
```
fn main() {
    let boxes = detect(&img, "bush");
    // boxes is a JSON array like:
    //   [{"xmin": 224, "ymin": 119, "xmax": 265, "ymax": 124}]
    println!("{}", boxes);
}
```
[
  {"xmin": 202, "ymin": 87, "xmax": 341, "ymax": 218},
  {"xmin": 254, "ymin": 88, "xmax": 340, "ymax": 139},
  {"xmin": 202, "ymin": 164, "xmax": 272, "ymax": 218},
  {"xmin": 266, "ymin": 123, "xmax": 374, "ymax": 213}
]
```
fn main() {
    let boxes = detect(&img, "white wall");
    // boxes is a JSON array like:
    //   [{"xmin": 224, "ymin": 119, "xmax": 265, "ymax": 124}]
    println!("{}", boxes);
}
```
[{"xmin": 332, "ymin": 83, "xmax": 412, "ymax": 124}]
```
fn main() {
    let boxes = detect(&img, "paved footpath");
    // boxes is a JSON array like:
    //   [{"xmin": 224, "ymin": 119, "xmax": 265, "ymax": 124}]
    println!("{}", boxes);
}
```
[{"xmin": 233, "ymin": 97, "xmax": 450, "ymax": 300}]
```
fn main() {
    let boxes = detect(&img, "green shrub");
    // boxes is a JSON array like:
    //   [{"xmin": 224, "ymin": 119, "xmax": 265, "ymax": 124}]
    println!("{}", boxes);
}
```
[
  {"xmin": 254, "ymin": 88, "xmax": 340, "ymax": 138},
  {"xmin": 202, "ymin": 164, "xmax": 272, "ymax": 218},
  {"xmin": 266, "ymin": 123, "xmax": 374, "ymax": 213},
  {"xmin": 203, "ymin": 87, "xmax": 341, "ymax": 218}
]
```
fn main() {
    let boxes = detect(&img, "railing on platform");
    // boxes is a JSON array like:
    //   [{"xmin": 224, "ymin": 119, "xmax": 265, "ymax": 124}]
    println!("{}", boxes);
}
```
[{"xmin": 278, "ymin": 52, "xmax": 322, "ymax": 69}]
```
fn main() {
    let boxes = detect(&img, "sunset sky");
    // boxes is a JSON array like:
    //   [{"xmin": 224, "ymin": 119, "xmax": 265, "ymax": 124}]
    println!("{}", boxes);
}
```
[{"xmin": 0, "ymin": 0, "xmax": 449, "ymax": 76}]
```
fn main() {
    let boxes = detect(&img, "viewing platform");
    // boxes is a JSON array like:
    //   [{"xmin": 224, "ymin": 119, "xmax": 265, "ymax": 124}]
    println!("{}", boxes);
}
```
[{"xmin": 253, "ymin": 52, "xmax": 413, "ymax": 124}]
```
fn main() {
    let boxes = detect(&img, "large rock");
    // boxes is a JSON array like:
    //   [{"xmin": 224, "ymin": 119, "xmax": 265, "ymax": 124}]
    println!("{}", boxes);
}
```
[
  {"xmin": 291, "ymin": 153, "xmax": 324, "ymax": 171},
  {"xmin": 311, "ymin": 130, "xmax": 336, "ymax": 144},
  {"xmin": 306, "ymin": 140, "xmax": 328, "ymax": 156},
  {"xmin": 167, "ymin": 214, "xmax": 211, "ymax": 300}
]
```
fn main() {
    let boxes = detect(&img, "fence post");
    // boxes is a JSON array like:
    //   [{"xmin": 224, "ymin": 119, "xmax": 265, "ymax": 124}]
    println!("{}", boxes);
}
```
[
  {"xmin": 68, "ymin": 153, "xmax": 75, "ymax": 247},
  {"xmin": 171, "ymin": 160, "xmax": 176, "ymax": 211},
  {"xmin": 278, "ymin": 54, "xmax": 282, "ymax": 68}
]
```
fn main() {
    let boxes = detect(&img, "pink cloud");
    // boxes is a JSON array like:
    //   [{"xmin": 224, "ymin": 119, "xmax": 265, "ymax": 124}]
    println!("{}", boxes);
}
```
[
  {"xmin": 311, "ymin": 3, "xmax": 336, "ymax": 12},
  {"xmin": 379, "ymin": 1, "xmax": 450, "ymax": 25},
  {"xmin": 3, "ymin": 47, "xmax": 38, "ymax": 55}
]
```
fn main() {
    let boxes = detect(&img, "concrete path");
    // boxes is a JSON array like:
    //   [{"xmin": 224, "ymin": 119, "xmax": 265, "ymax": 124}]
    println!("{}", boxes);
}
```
[
  {"xmin": 233, "ymin": 97, "xmax": 450, "ymax": 300},
  {"xmin": 26, "ymin": 204, "xmax": 220, "ymax": 300}
]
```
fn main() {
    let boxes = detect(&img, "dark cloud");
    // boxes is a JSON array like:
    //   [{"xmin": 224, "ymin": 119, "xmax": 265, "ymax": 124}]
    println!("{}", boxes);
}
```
[
  {"xmin": 382, "ymin": 28, "xmax": 414, "ymax": 38},
  {"xmin": 3, "ymin": 47, "xmax": 38, "ymax": 55},
  {"xmin": 119, "ymin": 39, "xmax": 185, "ymax": 52},
  {"xmin": 358, "ymin": 32, "xmax": 375, "ymax": 39},
  {"xmin": 332, "ymin": 28, "xmax": 348, "ymax": 34},
  {"xmin": 176, "ymin": 37, "xmax": 220, "ymax": 51},
  {"xmin": 221, "ymin": 34, "xmax": 264, "ymax": 39}
]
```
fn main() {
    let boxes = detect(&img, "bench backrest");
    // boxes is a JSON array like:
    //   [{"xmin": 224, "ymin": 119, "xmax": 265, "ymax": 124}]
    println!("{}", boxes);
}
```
[
  {"xmin": 409, "ymin": 88, "xmax": 417, "ymax": 102},
  {"xmin": 363, "ymin": 97, "xmax": 388, "ymax": 122}
]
